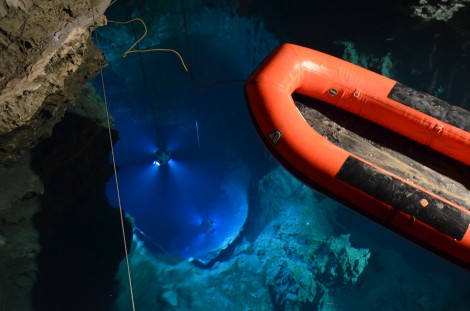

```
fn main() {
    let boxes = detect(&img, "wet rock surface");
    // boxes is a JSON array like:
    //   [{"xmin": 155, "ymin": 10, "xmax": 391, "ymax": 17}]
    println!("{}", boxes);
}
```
[
  {"xmin": 0, "ymin": 152, "xmax": 42, "ymax": 311},
  {"xmin": 114, "ymin": 168, "xmax": 370, "ymax": 311},
  {"xmin": 30, "ymin": 110, "xmax": 133, "ymax": 311},
  {"xmin": 0, "ymin": 0, "xmax": 109, "ymax": 163},
  {"xmin": 0, "ymin": 1, "xmax": 114, "ymax": 310}
]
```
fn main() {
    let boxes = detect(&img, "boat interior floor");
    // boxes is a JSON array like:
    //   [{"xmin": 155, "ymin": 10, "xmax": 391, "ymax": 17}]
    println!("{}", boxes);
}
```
[{"xmin": 294, "ymin": 94, "xmax": 470, "ymax": 211}]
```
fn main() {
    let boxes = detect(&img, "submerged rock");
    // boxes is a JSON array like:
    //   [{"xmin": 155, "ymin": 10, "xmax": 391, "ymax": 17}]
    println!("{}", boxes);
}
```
[
  {"xmin": 161, "ymin": 290, "xmax": 179, "ymax": 307},
  {"xmin": 313, "ymin": 234, "xmax": 370, "ymax": 287},
  {"xmin": 253, "ymin": 168, "xmax": 370, "ymax": 310},
  {"xmin": 114, "ymin": 167, "xmax": 370, "ymax": 311}
]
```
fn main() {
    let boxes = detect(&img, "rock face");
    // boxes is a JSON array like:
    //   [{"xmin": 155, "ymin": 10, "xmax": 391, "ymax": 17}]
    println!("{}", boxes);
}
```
[
  {"xmin": 0, "ymin": 1, "xmax": 113, "ymax": 310},
  {"xmin": 113, "ymin": 168, "xmax": 370, "ymax": 311},
  {"xmin": 0, "ymin": 152, "xmax": 42, "ymax": 311},
  {"xmin": 0, "ymin": 0, "xmax": 110, "ymax": 163},
  {"xmin": 30, "ymin": 108, "xmax": 133, "ymax": 311}
]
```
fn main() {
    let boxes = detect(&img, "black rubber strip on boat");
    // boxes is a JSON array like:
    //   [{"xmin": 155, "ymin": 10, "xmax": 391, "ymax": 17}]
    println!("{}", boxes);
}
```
[
  {"xmin": 388, "ymin": 82, "xmax": 470, "ymax": 132},
  {"xmin": 336, "ymin": 156, "xmax": 470, "ymax": 240}
]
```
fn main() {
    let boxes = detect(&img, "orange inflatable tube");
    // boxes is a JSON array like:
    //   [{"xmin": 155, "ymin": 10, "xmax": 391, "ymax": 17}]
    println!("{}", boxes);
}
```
[{"xmin": 246, "ymin": 43, "xmax": 470, "ymax": 269}]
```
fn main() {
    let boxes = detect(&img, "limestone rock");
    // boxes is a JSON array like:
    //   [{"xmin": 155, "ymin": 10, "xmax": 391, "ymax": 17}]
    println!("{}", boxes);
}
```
[
  {"xmin": 0, "ymin": 1, "xmax": 111, "ymax": 310},
  {"xmin": 412, "ymin": 0, "xmax": 469, "ymax": 21},
  {"xmin": 161, "ymin": 290, "xmax": 179, "ymax": 307},
  {"xmin": 0, "ymin": 0, "xmax": 110, "ymax": 163},
  {"xmin": 0, "ymin": 152, "xmax": 42, "ymax": 311}
]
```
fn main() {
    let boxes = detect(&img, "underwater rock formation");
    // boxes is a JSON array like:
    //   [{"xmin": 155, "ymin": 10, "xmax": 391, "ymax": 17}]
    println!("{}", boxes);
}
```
[
  {"xmin": 252, "ymin": 168, "xmax": 370, "ymax": 310},
  {"xmin": 412, "ymin": 0, "xmax": 469, "ymax": 21},
  {"xmin": 337, "ymin": 248, "xmax": 470, "ymax": 311},
  {"xmin": 335, "ymin": 41, "xmax": 394, "ymax": 78},
  {"xmin": 114, "ymin": 167, "xmax": 370, "ymax": 311}
]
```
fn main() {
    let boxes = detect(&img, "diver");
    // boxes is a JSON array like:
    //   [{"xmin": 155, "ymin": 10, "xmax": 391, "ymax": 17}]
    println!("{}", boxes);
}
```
[
  {"xmin": 153, "ymin": 147, "xmax": 171, "ymax": 166},
  {"xmin": 200, "ymin": 219, "xmax": 216, "ymax": 234}
]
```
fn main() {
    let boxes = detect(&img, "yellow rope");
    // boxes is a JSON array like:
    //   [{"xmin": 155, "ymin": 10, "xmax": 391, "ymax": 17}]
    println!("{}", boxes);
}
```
[
  {"xmin": 104, "ymin": 17, "xmax": 246, "ymax": 89},
  {"xmin": 107, "ymin": 18, "xmax": 189, "ymax": 72}
]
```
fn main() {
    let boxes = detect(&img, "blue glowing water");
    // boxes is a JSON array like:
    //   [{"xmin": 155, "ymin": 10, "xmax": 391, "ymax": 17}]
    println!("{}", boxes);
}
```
[
  {"xmin": 97, "ymin": 1, "xmax": 275, "ymax": 263},
  {"xmin": 104, "ymin": 87, "xmax": 252, "ymax": 262},
  {"xmin": 96, "ymin": 1, "xmax": 470, "ymax": 310}
]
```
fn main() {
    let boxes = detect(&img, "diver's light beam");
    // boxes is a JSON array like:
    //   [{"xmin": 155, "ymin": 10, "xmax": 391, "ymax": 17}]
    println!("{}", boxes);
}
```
[
  {"xmin": 134, "ymin": 226, "xmax": 167, "ymax": 253},
  {"xmin": 195, "ymin": 119, "xmax": 201, "ymax": 151}
]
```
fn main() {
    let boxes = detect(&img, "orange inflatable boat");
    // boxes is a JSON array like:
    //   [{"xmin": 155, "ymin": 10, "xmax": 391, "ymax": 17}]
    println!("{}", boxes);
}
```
[{"xmin": 246, "ymin": 43, "xmax": 470, "ymax": 269}]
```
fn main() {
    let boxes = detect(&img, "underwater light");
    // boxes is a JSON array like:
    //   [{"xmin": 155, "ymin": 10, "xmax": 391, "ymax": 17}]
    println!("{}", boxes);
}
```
[{"xmin": 153, "ymin": 147, "xmax": 171, "ymax": 166}]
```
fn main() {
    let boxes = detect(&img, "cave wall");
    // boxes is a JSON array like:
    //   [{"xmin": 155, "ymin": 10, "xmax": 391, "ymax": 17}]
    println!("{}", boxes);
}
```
[
  {"xmin": 30, "ymin": 107, "xmax": 133, "ymax": 311},
  {"xmin": 0, "ymin": 0, "xmax": 110, "ymax": 163},
  {"xmin": 0, "ymin": 1, "xmax": 117, "ymax": 310},
  {"xmin": 0, "ymin": 151, "xmax": 42, "ymax": 310}
]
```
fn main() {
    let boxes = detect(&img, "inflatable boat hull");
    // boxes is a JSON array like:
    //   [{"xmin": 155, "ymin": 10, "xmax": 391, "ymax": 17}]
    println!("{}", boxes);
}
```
[{"xmin": 246, "ymin": 43, "xmax": 470, "ymax": 269}]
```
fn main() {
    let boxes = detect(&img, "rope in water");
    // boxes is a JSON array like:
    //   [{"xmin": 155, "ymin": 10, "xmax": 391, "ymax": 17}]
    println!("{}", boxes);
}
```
[
  {"xmin": 86, "ymin": 5, "xmax": 248, "ymax": 309},
  {"xmin": 98, "ymin": 56, "xmax": 137, "ymax": 311},
  {"xmin": 105, "ymin": 17, "xmax": 246, "ymax": 89},
  {"xmin": 107, "ymin": 18, "xmax": 189, "ymax": 71},
  {"xmin": 90, "ymin": 1, "xmax": 136, "ymax": 310},
  {"xmin": 105, "ymin": 15, "xmax": 245, "ymax": 152}
]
